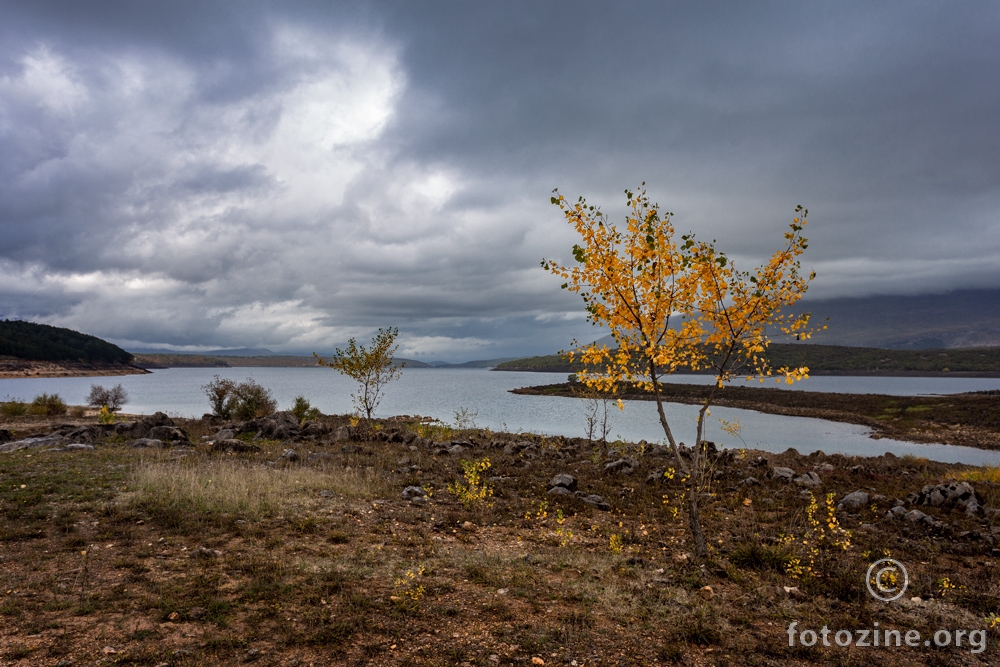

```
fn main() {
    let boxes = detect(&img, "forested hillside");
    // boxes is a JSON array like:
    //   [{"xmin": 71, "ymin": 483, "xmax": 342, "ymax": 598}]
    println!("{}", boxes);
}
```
[{"xmin": 0, "ymin": 320, "xmax": 133, "ymax": 364}]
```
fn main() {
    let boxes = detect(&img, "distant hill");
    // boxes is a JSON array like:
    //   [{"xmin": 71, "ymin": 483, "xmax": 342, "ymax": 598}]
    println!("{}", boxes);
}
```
[
  {"xmin": 129, "ymin": 347, "xmax": 279, "ymax": 357},
  {"xmin": 0, "ymin": 320, "xmax": 133, "ymax": 364},
  {"xmin": 133, "ymin": 353, "xmax": 433, "ymax": 369},
  {"xmin": 494, "ymin": 343, "xmax": 1000, "ymax": 377},
  {"xmin": 801, "ymin": 289, "xmax": 1000, "ymax": 349}
]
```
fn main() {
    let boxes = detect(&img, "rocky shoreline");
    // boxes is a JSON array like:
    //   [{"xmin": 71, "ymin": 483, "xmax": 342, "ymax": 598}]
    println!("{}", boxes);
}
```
[
  {"xmin": 0, "ymin": 359, "xmax": 149, "ymax": 379},
  {"xmin": 512, "ymin": 381, "xmax": 1000, "ymax": 451}
]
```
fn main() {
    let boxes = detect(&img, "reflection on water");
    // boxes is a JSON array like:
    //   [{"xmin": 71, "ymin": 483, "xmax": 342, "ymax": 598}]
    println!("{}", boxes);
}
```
[{"xmin": 2, "ymin": 368, "xmax": 999, "ymax": 465}]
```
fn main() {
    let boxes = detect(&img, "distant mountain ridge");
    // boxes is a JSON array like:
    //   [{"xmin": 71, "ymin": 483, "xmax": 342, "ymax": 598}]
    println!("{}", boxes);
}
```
[
  {"xmin": 129, "ymin": 347, "xmax": 279, "ymax": 356},
  {"xmin": 494, "ymin": 343, "xmax": 1000, "ymax": 376},
  {"xmin": 801, "ymin": 288, "xmax": 1000, "ymax": 349}
]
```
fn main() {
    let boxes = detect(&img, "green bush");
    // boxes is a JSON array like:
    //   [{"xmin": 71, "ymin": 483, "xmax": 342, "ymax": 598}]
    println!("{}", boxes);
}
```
[
  {"xmin": 29, "ymin": 393, "xmax": 67, "ymax": 416},
  {"xmin": 290, "ymin": 396, "xmax": 321, "ymax": 422},
  {"xmin": 202, "ymin": 376, "xmax": 276, "ymax": 421},
  {"xmin": 0, "ymin": 397, "xmax": 28, "ymax": 417},
  {"xmin": 231, "ymin": 380, "xmax": 277, "ymax": 421}
]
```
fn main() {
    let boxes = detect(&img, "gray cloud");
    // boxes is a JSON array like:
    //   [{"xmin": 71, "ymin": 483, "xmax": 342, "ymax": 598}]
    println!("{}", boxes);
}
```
[{"xmin": 0, "ymin": 1, "xmax": 998, "ymax": 360}]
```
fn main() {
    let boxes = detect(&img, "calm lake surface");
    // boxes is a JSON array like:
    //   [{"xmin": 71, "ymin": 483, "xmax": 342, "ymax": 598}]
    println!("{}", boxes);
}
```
[{"xmin": 3, "ymin": 368, "xmax": 999, "ymax": 465}]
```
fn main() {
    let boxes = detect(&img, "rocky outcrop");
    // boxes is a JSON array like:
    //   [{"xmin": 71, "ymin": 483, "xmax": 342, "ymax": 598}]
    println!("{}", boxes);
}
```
[{"xmin": 907, "ymin": 481, "xmax": 984, "ymax": 516}]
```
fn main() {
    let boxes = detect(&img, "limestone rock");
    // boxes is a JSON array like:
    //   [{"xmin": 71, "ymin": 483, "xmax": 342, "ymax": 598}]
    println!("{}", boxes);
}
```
[
  {"xmin": 130, "ymin": 438, "xmax": 167, "ymax": 449},
  {"xmin": 837, "ymin": 491, "xmax": 870, "ymax": 511},
  {"xmin": 793, "ymin": 471, "xmax": 822, "ymax": 489},
  {"xmin": 548, "ymin": 473, "xmax": 578, "ymax": 492},
  {"xmin": 771, "ymin": 467, "xmax": 796, "ymax": 481},
  {"xmin": 604, "ymin": 458, "xmax": 638, "ymax": 475}
]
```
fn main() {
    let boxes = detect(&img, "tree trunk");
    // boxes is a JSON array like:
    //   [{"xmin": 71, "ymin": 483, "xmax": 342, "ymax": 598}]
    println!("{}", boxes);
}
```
[{"xmin": 688, "ymin": 481, "xmax": 708, "ymax": 558}]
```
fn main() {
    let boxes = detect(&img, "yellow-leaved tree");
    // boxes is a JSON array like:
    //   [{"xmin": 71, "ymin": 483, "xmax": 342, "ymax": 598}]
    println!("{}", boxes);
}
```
[
  {"xmin": 314, "ymin": 327, "xmax": 404, "ymax": 421},
  {"xmin": 543, "ymin": 185, "xmax": 817, "ymax": 557}
]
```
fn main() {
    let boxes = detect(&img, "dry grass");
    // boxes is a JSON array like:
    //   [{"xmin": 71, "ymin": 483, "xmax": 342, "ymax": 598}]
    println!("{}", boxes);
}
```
[
  {"xmin": 120, "ymin": 455, "xmax": 391, "ymax": 524},
  {"xmin": 958, "ymin": 465, "xmax": 1000, "ymax": 484}
]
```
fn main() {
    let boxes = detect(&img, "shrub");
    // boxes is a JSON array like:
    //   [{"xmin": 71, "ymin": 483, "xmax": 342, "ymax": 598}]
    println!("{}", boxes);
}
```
[
  {"xmin": 290, "ymin": 396, "xmax": 321, "ymax": 422},
  {"xmin": 202, "ymin": 376, "xmax": 276, "ymax": 421},
  {"xmin": 86, "ymin": 383, "xmax": 129, "ymax": 413},
  {"xmin": 29, "ymin": 393, "xmax": 67, "ymax": 416},
  {"xmin": 231, "ymin": 379, "xmax": 277, "ymax": 421},
  {"xmin": 0, "ymin": 397, "xmax": 28, "ymax": 417},
  {"xmin": 203, "ymin": 375, "xmax": 238, "ymax": 419},
  {"xmin": 728, "ymin": 541, "xmax": 794, "ymax": 573}
]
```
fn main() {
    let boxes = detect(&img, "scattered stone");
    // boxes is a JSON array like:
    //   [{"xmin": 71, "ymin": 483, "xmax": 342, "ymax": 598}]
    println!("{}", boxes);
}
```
[
  {"xmin": 319, "ymin": 490, "xmax": 334, "ymax": 498},
  {"xmin": 646, "ymin": 469, "xmax": 667, "ymax": 484},
  {"xmin": 333, "ymin": 425, "xmax": 356, "ymax": 442},
  {"xmin": 214, "ymin": 429, "xmax": 235, "ymax": 441},
  {"xmin": 548, "ymin": 473, "xmax": 578, "ymax": 492},
  {"xmin": 504, "ymin": 440, "xmax": 536, "ymax": 455},
  {"xmin": 532, "ymin": 658, "xmax": 545, "ymax": 666},
  {"xmin": 401, "ymin": 486, "xmax": 428, "ymax": 501},
  {"xmin": 130, "ymin": 438, "xmax": 167, "ymax": 449},
  {"xmin": 300, "ymin": 421, "xmax": 328, "ymax": 439},
  {"xmin": 0, "ymin": 435, "xmax": 65, "ymax": 453},
  {"xmin": 814, "ymin": 463, "xmax": 835, "ymax": 474},
  {"xmin": 146, "ymin": 425, "xmax": 189, "ymax": 442},
  {"xmin": 576, "ymin": 492, "xmax": 611, "ymax": 511},
  {"xmin": 447, "ymin": 444, "xmax": 467, "ymax": 455},
  {"xmin": 280, "ymin": 448, "xmax": 300, "ymax": 462},
  {"xmin": 65, "ymin": 443, "xmax": 95, "ymax": 451},
  {"xmin": 737, "ymin": 477, "xmax": 760, "ymax": 487},
  {"xmin": 885, "ymin": 506, "xmax": 907, "ymax": 519},
  {"xmin": 187, "ymin": 606, "xmax": 207, "ymax": 620},
  {"xmin": 837, "ymin": 491, "xmax": 870, "ymax": 511},
  {"xmin": 771, "ymin": 467, "xmax": 796, "ymax": 481},
  {"xmin": 793, "ymin": 471, "xmax": 821, "ymax": 488},
  {"xmin": 146, "ymin": 412, "xmax": 175, "ymax": 428},
  {"xmin": 603, "ymin": 458, "xmax": 638, "ymax": 475},
  {"xmin": 698, "ymin": 585, "xmax": 714, "ymax": 600},
  {"xmin": 461, "ymin": 521, "xmax": 475, "ymax": 531},
  {"xmin": 907, "ymin": 481, "xmax": 985, "ymax": 517},
  {"xmin": 783, "ymin": 585, "xmax": 807, "ymax": 600},
  {"xmin": 212, "ymin": 439, "xmax": 262, "ymax": 454},
  {"xmin": 193, "ymin": 547, "xmax": 222, "ymax": 559},
  {"xmin": 547, "ymin": 486, "xmax": 574, "ymax": 497},
  {"xmin": 66, "ymin": 425, "xmax": 106, "ymax": 443},
  {"xmin": 102, "ymin": 646, "xmax": 118, "ymax": 655}
]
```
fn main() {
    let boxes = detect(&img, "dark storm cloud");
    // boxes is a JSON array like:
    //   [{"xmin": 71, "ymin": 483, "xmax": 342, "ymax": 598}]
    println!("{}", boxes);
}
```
[{"xmin": 0, "ymin": 1, "xmax": 998, "ymax": 360}]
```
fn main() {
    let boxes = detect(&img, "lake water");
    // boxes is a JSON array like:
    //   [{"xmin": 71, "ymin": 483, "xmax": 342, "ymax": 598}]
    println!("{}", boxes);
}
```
[{"xmin": 3, "ymin": 368, "xmax": 999, "ymax": 465}]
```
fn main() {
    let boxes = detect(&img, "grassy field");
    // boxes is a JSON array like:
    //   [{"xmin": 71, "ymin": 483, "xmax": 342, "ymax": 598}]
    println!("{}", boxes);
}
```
[{"xmin": 2, "ymin": 413, "xmax": 1000, "ymax": 665}]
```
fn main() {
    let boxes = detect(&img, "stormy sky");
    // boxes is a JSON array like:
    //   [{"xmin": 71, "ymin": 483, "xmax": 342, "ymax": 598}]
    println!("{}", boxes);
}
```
[{"xmin": 1, "ymin": 1, "xmax": 998, "ymax": 361}]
